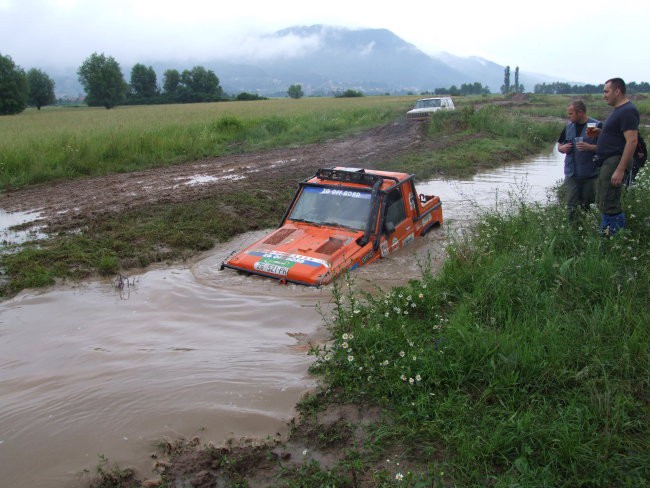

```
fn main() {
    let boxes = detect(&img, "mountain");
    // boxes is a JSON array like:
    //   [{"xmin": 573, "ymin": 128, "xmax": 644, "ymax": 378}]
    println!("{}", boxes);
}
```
[
  {"xmin": 52, "ymin": 25, "xmax": 560, "ymax": 98},
  {"xmin": 199, "ymin": 25, "xmax": 565, "ymax": 96},
  {"xmin": 208, "ymin": 25, "xmax": 492, "ymax": 96},
  {"xmin": 243, "ymin": 25, "xmax": 471, "ymax": 95}
]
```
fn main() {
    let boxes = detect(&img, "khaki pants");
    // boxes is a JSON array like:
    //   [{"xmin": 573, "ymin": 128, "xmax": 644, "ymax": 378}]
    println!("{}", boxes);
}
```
[
  {"xmin": 596, "ymin": 155, "xmax": 630, "ymax": 215},
  {"xmin": 562, "ymin": 176, "xmax": 596, "ymax": 219}
]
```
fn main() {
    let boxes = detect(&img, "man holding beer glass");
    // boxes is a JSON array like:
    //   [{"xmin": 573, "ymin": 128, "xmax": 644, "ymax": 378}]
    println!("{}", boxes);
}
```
[
  {"xmin": 590, "ymin": 78, "xmax": 639, "ymax": 235},
  {"xmin": 557, "ymin": 100, "xmax": 601, "ymax": 219}
]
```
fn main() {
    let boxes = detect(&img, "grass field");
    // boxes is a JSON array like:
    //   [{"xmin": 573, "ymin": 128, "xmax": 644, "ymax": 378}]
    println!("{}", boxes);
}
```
[
  {"xmin": 0, "ymin": 96, "xmax": 418, "ymax": 189},
  {"xmin": 5, "ymin": 92, "xmax": 614, "ymax": 190}
]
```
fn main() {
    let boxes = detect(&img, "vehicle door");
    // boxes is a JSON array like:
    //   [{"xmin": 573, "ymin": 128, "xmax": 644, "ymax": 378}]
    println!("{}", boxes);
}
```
[{"xmin": 380, "ymin": 186, "xmax": 416, "ymax": 257}]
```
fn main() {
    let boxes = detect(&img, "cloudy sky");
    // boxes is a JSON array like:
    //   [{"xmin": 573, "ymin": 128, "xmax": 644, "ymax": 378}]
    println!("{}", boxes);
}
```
[{"xmin": 1, "ymin": 0, "xmax": 648, "ymax": 84}]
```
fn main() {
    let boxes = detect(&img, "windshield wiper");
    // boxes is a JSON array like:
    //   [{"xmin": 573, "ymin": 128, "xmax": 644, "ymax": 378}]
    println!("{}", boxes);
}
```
[
  {"xmin": 320, "ymin": 221, "xmax": 364, "ymax": 231},
  {"xmin": 289, "ymin": 218, "xmax": 321, "ymax": 226}
]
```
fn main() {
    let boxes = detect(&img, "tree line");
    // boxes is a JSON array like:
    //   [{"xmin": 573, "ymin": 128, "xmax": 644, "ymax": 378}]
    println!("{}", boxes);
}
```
[
  {"xmin": 77, "ymin": 53, "xmax": 224, "ymax": 108},
  {"xmin": 3, "ymin": 51, "xmax": 650, "ymax": 115},
  {"xmin": 431, "ymin": 82, "xmax": 491, "ymax": 96},
  {"xmin": 0, "ymin": 51, "xmax": 228, "ymax": 114},
  {"xmin": 501, "ymin": 66, "xmax": 525, "ymax": 94},
  {"xmin": 533, "ymin": 80, "xmax": 650, "ymax": 95},
  {"xmin": 432, "ymin": 66, "xmax": 524, "ymax": 96},
  {"xmin": 1, "ymin": 51, "xmax": 312, "ymax": 114},
  {"xmin": 0, "ymin": 54, "xmax": 56, "ymax": 114}
]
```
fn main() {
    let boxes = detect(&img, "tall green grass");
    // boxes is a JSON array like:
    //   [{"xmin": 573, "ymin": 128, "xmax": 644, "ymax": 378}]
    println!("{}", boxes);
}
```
[
  {"xmin": 0, "ymin": 94, "xmax": 590, "ymax": 190},
  {"xmin": 392, "ymin": 105, "xmax": 563, "ymax": 179},
  {"xmin": 0, "ymin": 97, "xmax": 413, "ymax": 190},
  {"xmin": 429, "ymin": 104, "xmax": 561, "ymax": 142},
  {"xmin": 309, "ymin": 167, "xmax": 650, "ymax": 486}
]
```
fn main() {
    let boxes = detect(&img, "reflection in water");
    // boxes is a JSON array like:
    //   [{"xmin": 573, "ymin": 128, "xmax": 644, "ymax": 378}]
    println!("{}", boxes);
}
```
[
  {"xmin": 0, "ymin": 149, "xmax": 563, "ymax": 488},
  {"xmin": 0, "ymin": 250, "xmax": 328, "ymax": 488},
  {"xmin": 418, "ymin": 147, "xmax": 563, "ymax": 223},
  {"xmin": 0, "ymin": 209, "xmax": 45, "ymax": 248}
]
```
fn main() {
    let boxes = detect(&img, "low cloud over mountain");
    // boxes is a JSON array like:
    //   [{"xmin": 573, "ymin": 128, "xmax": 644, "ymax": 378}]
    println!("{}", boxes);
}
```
[{"xmin": 54, "ymin": 25, "xmax": 561, "ymax": 98}]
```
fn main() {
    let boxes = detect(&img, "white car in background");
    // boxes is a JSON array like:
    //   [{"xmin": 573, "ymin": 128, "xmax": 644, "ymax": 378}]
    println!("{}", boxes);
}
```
[{"xmin": 406, "ymin": 96, "xmax": 455, "ymax": 120}]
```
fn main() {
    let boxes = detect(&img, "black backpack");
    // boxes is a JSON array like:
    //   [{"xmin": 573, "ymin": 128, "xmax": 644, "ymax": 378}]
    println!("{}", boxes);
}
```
[
  {"xmin": 627, "ymin": 132, "xmax": 647, "ymax": 186},
  {"xmin": 634, "ymin": 132, "xmax": 647, "ymax": 170}
]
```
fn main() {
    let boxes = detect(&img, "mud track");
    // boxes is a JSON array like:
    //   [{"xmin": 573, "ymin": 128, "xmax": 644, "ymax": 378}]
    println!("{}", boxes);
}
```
[{"xmin": 0, "ymin": 119, "xmax": 439, "ymax": 233}]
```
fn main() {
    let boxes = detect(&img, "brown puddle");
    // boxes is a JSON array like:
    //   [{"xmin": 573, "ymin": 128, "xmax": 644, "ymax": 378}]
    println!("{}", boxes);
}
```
[
  {"xmin": 0, "ymin": 236, "xmax": 329, "ymax": 488},
  {"xmin": 0, "ymin": 149, "xmax": 563, "ymax": 488}
]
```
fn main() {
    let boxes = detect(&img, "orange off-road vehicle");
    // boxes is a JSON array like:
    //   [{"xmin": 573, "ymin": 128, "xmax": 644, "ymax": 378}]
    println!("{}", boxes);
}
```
[{"xmin": 221, "ymin": 167, "xmax": 443, "ymax": 286}]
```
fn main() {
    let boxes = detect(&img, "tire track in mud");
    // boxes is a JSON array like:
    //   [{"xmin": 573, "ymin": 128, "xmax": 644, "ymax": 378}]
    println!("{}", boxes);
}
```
[{"xmin": 0, "ymin": 119, "xmax": 434, "ymax": 234}]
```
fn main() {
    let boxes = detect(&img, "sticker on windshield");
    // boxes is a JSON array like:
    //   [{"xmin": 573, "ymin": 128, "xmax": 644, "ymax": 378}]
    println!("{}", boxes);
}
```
[
  {"xmin": 303, "ymin": 186, "xmax": 371, "ymax": 199},
  {"xmin": 320, "ymin": 188, "xmax": 371, "ymax": 199}
]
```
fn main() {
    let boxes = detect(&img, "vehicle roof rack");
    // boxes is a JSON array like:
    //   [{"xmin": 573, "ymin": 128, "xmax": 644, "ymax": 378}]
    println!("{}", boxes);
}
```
[{"xmin": 315, "ymin": 168, "xmax": 397, "ymax": 187}]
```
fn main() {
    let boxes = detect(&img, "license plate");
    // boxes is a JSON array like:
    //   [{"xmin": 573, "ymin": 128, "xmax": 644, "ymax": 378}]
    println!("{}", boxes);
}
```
[{"xmin": 254, "ymin": 261, "xmax": 290, "ymax": 276}]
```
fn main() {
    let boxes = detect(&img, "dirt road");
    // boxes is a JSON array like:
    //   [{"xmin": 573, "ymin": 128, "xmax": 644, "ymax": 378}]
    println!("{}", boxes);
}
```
[{"xmin": 0, "ymin": 119, "xmax": 436, "ymax": 233}]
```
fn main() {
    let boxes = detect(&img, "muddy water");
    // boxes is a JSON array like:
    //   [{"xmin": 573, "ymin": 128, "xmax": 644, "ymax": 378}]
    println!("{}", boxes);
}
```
[
  {"xmin": 0, "ymin": 148, "xmax": 563, "ymax": 488},
  {"xmin": 418, "ymin": 147, "xmax": 563, "ymax": 223},
  {"xmin": 0, "ymin": 209, "xmax": 45, "ymax": 248}
]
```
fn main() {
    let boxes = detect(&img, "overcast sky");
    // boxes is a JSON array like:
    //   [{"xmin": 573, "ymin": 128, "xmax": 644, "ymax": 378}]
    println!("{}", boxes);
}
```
[{"xmin": 1, "ymin": 0, "xmax": 648, "ymax": 84}]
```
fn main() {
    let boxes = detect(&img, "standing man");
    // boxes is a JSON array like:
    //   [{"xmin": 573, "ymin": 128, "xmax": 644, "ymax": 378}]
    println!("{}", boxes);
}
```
[
  {"xmin": 593, "ymin": 78, "xmax": 639, "ymax": 234},
  {"xmin": 557, "ymin": 100, "xmax": 601, "ymax": 219}
]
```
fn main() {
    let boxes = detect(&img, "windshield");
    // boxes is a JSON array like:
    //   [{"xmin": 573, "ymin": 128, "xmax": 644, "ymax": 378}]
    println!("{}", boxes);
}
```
[
  {"xmin": 415, "ymin": 98, "xmax": 442, "ymax": 109},
  {"xmin": 288, "ymin": 185, "xmax": 372, "ymax": 230}
]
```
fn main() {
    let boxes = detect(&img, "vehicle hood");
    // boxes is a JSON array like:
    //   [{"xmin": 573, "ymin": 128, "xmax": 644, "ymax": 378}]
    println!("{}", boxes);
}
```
[
  {"xmin": 407, "ymin": 107, "xmax": 440, "ymax": 113},
  {"xmin": 222, "ymin": 223, "xmax": 364, "ymax": 286}
]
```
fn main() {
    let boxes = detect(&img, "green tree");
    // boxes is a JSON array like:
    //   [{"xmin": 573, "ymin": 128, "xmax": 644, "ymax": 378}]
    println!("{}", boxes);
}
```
[
  {"xmin": 335, "ymin": 89, "xmax": 363, "ymax": 98},
  {"xmin": 514, "ymin": 66, "xmax": 520, "ymax": 94},
  {"xmin": 0, "ymin": 53, "xmax": 28, "ymax": 115},
  {"xmin": 236, "ymin": 92, "xmax": 267, "ymax": 101},
  {"xmin": 26, "ymin": 68, "xmax": 56, "ymax": 110},
  {"xmin": 501, "ymin": 65, "xmax": 511, "ymax": 95},
  {"xmin": 287, "ymin": 84, "xmax": 303, "ymax": 99},
  {"xmin": 77, "ymin": 52, "xmax": 128, "ymax": 109},
  {"xmin": 460, "ymin": 82, "xmax": 490, "ymax": 95},
  {"xmin": 163, "ymin": 69, "xmax": 180, "ymax": 94},
  {"xmin": 180, "ymin": 66, "xmax": 221, "ymax": 98},
  {"xmin": 129, "ymin": 63, "xmax": 158, "ymax": 98}
]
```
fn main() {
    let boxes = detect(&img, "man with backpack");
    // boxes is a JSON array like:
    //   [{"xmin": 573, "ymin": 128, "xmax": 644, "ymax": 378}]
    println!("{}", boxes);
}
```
[
  {"xmin": 591, "ymin": 78, "xmax": 640, "ymax": 235},
  {"xmin": 627, "ymin": 130, "xmax": 647, "ymax": 185}
]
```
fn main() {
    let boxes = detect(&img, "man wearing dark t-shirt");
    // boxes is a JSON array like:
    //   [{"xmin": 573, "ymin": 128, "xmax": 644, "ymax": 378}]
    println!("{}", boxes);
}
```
[{"xmin": 592, "ymin": 78, "xmax": 639, "ymax": 234}]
